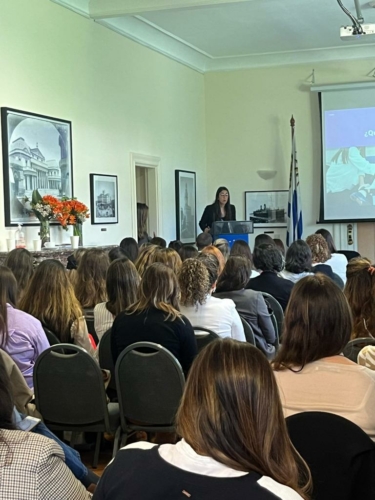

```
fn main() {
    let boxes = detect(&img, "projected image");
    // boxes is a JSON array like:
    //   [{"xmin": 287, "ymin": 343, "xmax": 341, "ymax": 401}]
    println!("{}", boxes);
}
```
[{"xmin": 324, "ymin": 107, "xmax": 375, "ymax": 221}]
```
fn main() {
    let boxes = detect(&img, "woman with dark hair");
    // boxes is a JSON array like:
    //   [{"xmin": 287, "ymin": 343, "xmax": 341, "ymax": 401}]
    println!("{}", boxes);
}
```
[
  {"xmin": 4, "ymin": 248, "xmax": 34, "ymax": 300},
  {"xmin": 199, "ymin": 187, "xmax": 236, "ymax": 233},
  {"xmin": 94, "ymin": 258, "xmax": 140, "ymax": 341},
  {"xmin": 168, "ymin": 240, "xmax": 183, "ymax": 253},
  {"xmin": 0, "ymin": 266, "xmax": 49, "ymax": 389},
  {"xmin": 94, "ymin": 340, "xmax": 310, "ymax": 500},
  {"xmin": 74, "ymin": 248, "xmax": 110, "ymax": 308},
  {"xmin": 215, "ymin": 257, "xmax": 276, "ymax": 357},
  {"xmin": 111, "ymin": 263, "xmax": 197, "ymax": 374},
  {"xmin": 0, "ymin": 357, "xmax": 91, "ymax": 499},
  {"xmin": 279, "ymin": 240, "xmax": 313, "ymax": 284},
  {"xmin": 273, "ymin": 274, "xmax": 375, "ymax": 440},
  {"xmin": 246, "ymin": 244, "xmax": 294, "ymax": 311},
  {"xmin": 253, "ymin": 234, "xmax": 276, "ymax": 250},
  {"xmin": 179, "ymin": 245, "xmax": 199, "ymax": 262},
  {"xmin": 137, "ymin": 203, "xmax": 150, "ymax": 245},
  {"xmin": 315, "ymin": 228, "xmax": 347, "ymax": 283},
  {"xmin": 120, "ymin": 237, "xmax": 139, "ymax": 262},
  {"xmin": 108, "ymin": 246, "xmax": 128, "ymax": 262},
  {"xmin": 231, "ymin": 239, "xmax": 259, "ymax": 278}
]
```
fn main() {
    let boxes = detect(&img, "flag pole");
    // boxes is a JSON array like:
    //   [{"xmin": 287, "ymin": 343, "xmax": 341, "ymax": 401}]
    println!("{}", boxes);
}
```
[{"xmin": 290, "ymin": 115, "xmax": 295, "ymax": 129}]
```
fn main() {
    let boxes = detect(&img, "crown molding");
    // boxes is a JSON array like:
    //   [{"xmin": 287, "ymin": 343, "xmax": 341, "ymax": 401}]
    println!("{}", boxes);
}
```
[{"xmin": 50, "ymin": 0, "xmax": 90, "ymax": 18}]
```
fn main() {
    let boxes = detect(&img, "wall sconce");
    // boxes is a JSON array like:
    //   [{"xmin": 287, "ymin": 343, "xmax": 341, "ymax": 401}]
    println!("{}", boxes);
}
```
[{"xmin": 257, "ymin": 169, "xmax": 277, "ymax": 180}]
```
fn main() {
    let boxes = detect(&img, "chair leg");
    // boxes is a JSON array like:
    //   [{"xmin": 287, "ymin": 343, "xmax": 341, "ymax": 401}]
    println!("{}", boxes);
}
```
[
  {"xmin": 92, "ymin": 432, "xmax": 102, "ymax": 469},
  {"xmin": 112, "ymin": 426, "xmax": 121, "ymax": 458}
]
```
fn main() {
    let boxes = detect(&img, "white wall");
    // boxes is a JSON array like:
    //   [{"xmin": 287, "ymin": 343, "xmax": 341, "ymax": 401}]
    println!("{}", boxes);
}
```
[
  {"xmin": 0, "ymin": 0, "xmax": 207, "ymax": 249},
  {"xmin": 205, "ymin": 60, "xmax": 375, "ymax": 246}
]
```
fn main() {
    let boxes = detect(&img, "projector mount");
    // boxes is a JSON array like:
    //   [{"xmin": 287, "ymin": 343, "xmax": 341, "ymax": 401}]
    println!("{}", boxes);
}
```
[{"xmin": 337, "ymin": 0, "xmax": 364, "ymax": 35}]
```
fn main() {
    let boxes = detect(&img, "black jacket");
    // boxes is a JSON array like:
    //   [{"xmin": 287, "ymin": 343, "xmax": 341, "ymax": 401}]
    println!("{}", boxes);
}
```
[
  {"xmin": 199, "ymin": 204, "xmax": 236, "ymax": 231},
  {"xmin": 246, "ymin": 271, "xmax": 294, "ymax": 311}
]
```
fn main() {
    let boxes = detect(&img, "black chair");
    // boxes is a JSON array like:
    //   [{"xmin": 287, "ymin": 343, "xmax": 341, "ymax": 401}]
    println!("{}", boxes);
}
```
[
  {"xmin": 286, "ymin": 412, "xmax": 375, "ymax": 500},
  {"xmin": 337, "ymin": 250, "xmax": 360, "ymax": 261},
  {"xmin": 261, "ymin": 292, "xmax": 283, "ymax": 346},
  {"xmin": 33, "ymin": 344, "xmax": 120, "ymax": 467},
  {"xmin": 193, "ymin": 327, "xmax": 220, "ymax": 352},
  {"xmin": 239, "ymin": 316, "xmax": 255, "ymax": 345},
  {"xmin": 114, "ymin": 342, "xmax": 185, "ymax": 454},
  {"xmin": 83, "ymin": 308, "xmax": 99, "ymax": 346},
  {"xmin": 42, "ymin": 326, "xmax": 61, "ymax": 346},
  {"xmin": 98, "ymin": 328, "xmax": 116, "ymax": 394},
  {"xmin": 343, "ymin": 337, "xmax": 375, "ymax": 363}
]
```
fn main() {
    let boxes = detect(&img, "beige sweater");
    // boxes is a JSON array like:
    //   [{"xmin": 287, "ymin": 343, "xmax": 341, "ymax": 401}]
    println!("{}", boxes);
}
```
[{"xmin": 274, "ymin": 359, "xmax": 375, "ymax": 441}]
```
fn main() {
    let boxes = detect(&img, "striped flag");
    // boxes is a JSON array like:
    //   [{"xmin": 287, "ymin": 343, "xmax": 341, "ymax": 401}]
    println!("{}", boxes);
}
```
[{"xmin": 286, "ymin": 116, "xmax": 303, "ymax": 247}]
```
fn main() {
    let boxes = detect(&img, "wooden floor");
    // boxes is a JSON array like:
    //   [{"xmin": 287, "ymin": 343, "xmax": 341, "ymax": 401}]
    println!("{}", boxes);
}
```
[{"xmin": 80, "ymin": 444, "xmax": 113, "ymax": 477}]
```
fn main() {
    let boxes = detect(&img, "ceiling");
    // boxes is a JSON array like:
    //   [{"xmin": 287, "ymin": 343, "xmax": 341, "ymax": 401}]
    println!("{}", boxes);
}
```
[{"xmin": 51, "ymin": 0, "xmax": 375, "ymax": 72}]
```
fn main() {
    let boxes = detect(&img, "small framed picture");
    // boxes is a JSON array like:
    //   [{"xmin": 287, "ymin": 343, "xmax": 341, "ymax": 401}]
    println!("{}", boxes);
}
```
[
  {"xmin": 175, "ymin": 170, "xmax": 197, "ymax": 244},
  {"xmin": 90, "ymin": 174, "xmax": 118, "ymax": 224},
  {"xmin": 245, "ymin": 190, "xmax": 288, "ymax": 228}
]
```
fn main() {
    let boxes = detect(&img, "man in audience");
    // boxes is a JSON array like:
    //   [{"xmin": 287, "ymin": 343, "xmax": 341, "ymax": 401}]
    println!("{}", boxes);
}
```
[{"xmin": 196, "ymin": 232, "xmax": 212, "ymax": 251}]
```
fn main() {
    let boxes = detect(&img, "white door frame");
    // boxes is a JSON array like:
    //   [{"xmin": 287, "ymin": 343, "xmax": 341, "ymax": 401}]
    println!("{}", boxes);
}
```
[{"xmin": 129, "ymin": 153, "xmax": 162, "ymax": 239}]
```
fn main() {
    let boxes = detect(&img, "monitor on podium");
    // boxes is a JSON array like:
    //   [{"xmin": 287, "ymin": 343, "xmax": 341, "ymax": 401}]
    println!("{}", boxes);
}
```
[{"xmin": 211, "ymin": 221, "xmax": 254, "ymax": 248}]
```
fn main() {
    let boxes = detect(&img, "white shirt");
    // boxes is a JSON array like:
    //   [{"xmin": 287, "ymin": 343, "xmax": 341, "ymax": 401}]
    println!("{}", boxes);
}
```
[
  {"xmin": 94, "ymin": 302, "xmax": 114, "ymax": 341},
  {"xmin": 279, "ymin": 270, "xmax": 313, "ymax": 283},
  {"xmin": 180, "ymin": 295, "xmax": 245, "ymax": 342},
  {"xmin": 326, "ymin": 147, "xmax": 375, "ymax": 193},
  {"xmin": 121, "ymin": 440, "xmax": 303, "ymax": 499},
  {"xmin": 324, "ymin": 253, "xmax": 347, "ymax": 284}
]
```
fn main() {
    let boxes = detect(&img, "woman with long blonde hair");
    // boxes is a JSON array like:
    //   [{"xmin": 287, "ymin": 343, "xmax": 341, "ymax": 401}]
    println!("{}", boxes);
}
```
[
  {"xmin": 134, "ymin": 244, "xmax": 159, "ymax": 277},
  {"xmin": 74, "ymin": 249, "xmax": 109, "ymax": 309},
  {"xmin": 95, "ymin": 339, "xmax": 310, "ymax": 500},
  {"xmin": 20, "ymin": 259, "xmax": 94, "ymax": 355},
  {"xmin": 152, "ymin": 247, "xmax": 182, "ymax": 275},
  {"xmin": 111, "ymin": 262, "xmax": 197, "ymax": 374}
]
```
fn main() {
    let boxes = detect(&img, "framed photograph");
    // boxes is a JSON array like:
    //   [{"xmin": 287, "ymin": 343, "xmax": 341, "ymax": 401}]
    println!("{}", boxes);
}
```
[
  {"xmin": 245, "ymin": 190, "xmax": 288, "ymax": 228},
  {"xmin": 1, "ymin": 107, "xmax": 73, "ymax": 226},
  {"xmin": 175, "ymin": 170, "xmax": 197, "ymax": 244},
  {"xmin": 90, "ymin": 174, "xmax": 118, "ymax": 224}
]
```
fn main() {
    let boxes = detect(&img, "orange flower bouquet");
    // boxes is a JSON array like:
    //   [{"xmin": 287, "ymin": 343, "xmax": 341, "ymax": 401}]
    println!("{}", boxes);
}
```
[{"xmin": 57, "ymin": 198, "xmax": 90, "ymax": 237}]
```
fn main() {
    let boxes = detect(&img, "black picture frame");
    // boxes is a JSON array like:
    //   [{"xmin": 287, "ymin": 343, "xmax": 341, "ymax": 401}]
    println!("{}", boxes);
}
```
[
  {"xmin": 245, "ymin": 190, "xmax": 288, "ymax": 228},
  {"xmin": 175, "ymin": 170, "xmax": 197, "ymax": 244},
  {"xmin": 90, "ymin": 173, "xmax": 118, "ymax": 224},
  {"xmin": 1, "ymin": 107, "xmax": 73, "ymax": 226}
]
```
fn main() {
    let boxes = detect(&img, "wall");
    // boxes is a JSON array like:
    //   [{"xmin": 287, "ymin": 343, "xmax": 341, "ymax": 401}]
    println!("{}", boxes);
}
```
[
  {"xmin": 205, "ymin": 60, "xmax": 375, "ymax": 254},
  {"xmin": 0, "ymin": 0, "xmax": 207, "ymax": 249}
]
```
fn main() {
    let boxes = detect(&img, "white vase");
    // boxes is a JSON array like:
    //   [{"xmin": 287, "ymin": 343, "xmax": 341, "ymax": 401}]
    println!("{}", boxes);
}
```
[{"xmin": 70, "ymin": 235, "xmax": 79, "ymax": 249}]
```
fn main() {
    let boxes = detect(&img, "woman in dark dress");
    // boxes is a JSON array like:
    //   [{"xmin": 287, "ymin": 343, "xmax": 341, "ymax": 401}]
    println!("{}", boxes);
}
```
[{"xmin": 199, "ymin": 187, "xmax": 236, "ymax": 233}]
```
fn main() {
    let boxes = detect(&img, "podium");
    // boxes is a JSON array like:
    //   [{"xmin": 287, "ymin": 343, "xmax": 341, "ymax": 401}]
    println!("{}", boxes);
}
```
[{"xmin": 212, "ymin": 220, "xmax": 254, "ymax": 249}]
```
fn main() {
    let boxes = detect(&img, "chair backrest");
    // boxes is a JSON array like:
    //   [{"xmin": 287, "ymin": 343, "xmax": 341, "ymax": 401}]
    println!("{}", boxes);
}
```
[
  {"xmin": 193, "ymin": 327, "xmax": 220, "ymax": 352},
  {"xmin": 98, "ymin": 328, "xmax": 116, "ymax": 391},
  {"xmin": 261, "ymin": 292, "xmax": 283, "ymax": 345},
  {"xmin": 115, "ymin": 342, "xmax": 185, "ymax": 427},
  {"xmin": 34, "ymin": 344, "xmax": 110, "ymax": 427},
  {"xmin": 239, "ymin": 316, "xmax": 255, "ymax": 345},
  {"xmin": 83, "ymin": 308, "xmax": 99, "ymax": 345},
  {"xmin": 42, "ymin": 326, "xmax": 61, "ymax": 346},
  {"xmin": 343, "ymin": 337, "xmax": 375, "ymax": 363},
  {"xmin": 286, "ymin": 412, "xmax": 375, "ymax": 500}
]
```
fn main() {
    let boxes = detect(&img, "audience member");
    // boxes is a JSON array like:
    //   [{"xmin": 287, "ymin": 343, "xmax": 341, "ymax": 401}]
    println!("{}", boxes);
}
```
[
  {"xmin": 74, "ymin": 249, "xmax": 110, "ymax": 308},
  {"xmin": 178, "ymin": 258, "xmax": 245, "ymax": 342},
  {"xmin": 67, "ymin": 248, "xmax": 86, "ymax": 288},
  {"xmin": 168, "ymin": 240, "xmax": 183, "ymax": 253},
  {"xmin": 213, "ymin": 238, "xmax": 230, "ymax": 261},
  {"xmin": 306, "ymin": 234, "xmax": 345, "ymax": 289},
  {"xmin": 20, "ymin": 260, "xmax": 95, "ymax": 356},
  {"xmin": 94, "ymin": 258, "xmax": 140, "ymax": 341},
  {"xmin": 201, "ymin": 245, "xmax": 225, "ymax": 275},
  {"xmin": 196, "ymin": 232, "xmax": 212, "ymax": 251},
  {"xmin": 230, "ymin": 239, "xmax": 259, "ymax": 278},
  {"xmin": 150, "ymin": 236, "xmax": 167, "ymax": 248},
  {"xmin": 137, "ymin": 203, "xmax": 150, "ymax": 246},
  {"xmin": 94, "ymin": 340, "xmax": 310, "ymax": 500},
  {"xmin": 0, "ymin": 266, "xmax": 49, "ymax": 389},
  {"xmin": 119, "ymin": 237, "xmax": 139, "ymax": 262},
  {"xmin": 344, "ymin": 257, "xmax": 375, "ymax": 339},
  {"xmin": 111, "ymin": 263, "xmax": 197, "ymax": 374},
  {"xmin": 246, "ymin": 244, "xmax": 293, "ymax": 311},
  {"xmin": 215, "ymin": 257, "xmax": 276, "ymax": 357},
  {"xmin": 0, "ymin": 357, "xmax": 91, "ymax": 500},
  {"xmin": 135, "ymin": 244, "xmax": 159, "ymax": 277},
  {"xmin": 315, "ymin": 228, "xmax": 347, "ymax": 283},
  {"xmin": 108, "ymin": 246, "xmax": 128, "ymax": 262},
  {"xmin": 152, "ymin": 248, "xmax": 182, "ymax": 275},
  {"xmin": 274, "ymin": 238, "xmax": 286, "ymax": 258},
  {"xmin": 253, "ymin": 234, "xmax": 275, "ymax": 250},
  {"xmin": 4, "ymin": 249, "xmax": 34, "ymax": 300},
  {"xmin": 279, "ymin": 240, "xmax": 313, "ymax": 283},
  {"xmin": 273, "ymin": 274, "xmax": 375, "ymax": 441},
  {"xmin": 179, "ymin": 245, "xmax": 199, "ymax": 262}
]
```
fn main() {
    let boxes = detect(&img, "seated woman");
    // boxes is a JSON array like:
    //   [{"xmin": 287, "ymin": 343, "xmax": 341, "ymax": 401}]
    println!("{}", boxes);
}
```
[
  {"xmin": 20, "ymin": 260, "xmax": 95, "ymax": 356},
  {"xmin": 94, "ymin": 258, "xmax": 140, "ymax": 341},
  {"xmin": 4, "ymin": 248, "xmax": 34, "ymax": 300},
  {"xmin": 74, "ymin": 248, "xmax": 110, "ymax": 309},
  {"xmin": 246, "ymin": 244, "xmax": 293, "ymax": 311},
  {"xmin": 120, "ymin": 237, "xmax": 139, "ymax": 262},
  {"xmin": 178, "ymin": 256, "xmax": 245, "ymax": 342},
  {"xmin": 279, "ymin": 240, "xmax": 313, "ymax": 284},
  {"xmin": 179, "ymin": 245, "xmax": 199, "ymax": 262},
  {"xmin": 152, "ymin": 247, "xmax": 182, "ymax": 275},
  {"xmin": 0, "ymin": 266, "xmax": 49, "ymax": 389},
  {"xmin": 135, "ymin": 244, "xmax": 159, "ymax": 277},
  {"xmin": 108, "ymin": 246, "xmax": 128, "ymax": 262},
  {"xmin": 315, "ymin": 228, "xmax": 347, "ymax": 283},
  {"xmin": 214, "ymin": 256, "xmax": 276, "ymax": 356},
  {"xmin": 200, "ymin": 244, "xmax": 225, "ymax": 275},
  {"xmin": 230, "ymin": 239, "xmax": 259, "ymax": 278},
  {"xmin": 213, "ymin": 238, "xmax": 230, "ymax": 262},
  {"xmin": 273, "ymin": 274, "xmax": 375, "ymax": 441},
  {"xmin": 344, "ymin": 257, "xmax": 375, "ymax": 339},
  {"xmin": 305, "ymin": 234, "xmax": 344, "ymax": 289},
  {"xmin": 111, "ymin": 263, "xmax": 197, "ymax": 374},
  {"xmin": 94, "ymin": 339, "xmax": 310, "ymax": 500},
  {"xmin": 0, "ymin": 357, "xmax": 91, "ymax": 500}
]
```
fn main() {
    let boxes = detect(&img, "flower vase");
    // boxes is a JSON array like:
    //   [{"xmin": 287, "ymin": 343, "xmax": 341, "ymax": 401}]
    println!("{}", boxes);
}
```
[
  {"xmin": 39, "ymin": 221, "xmax": 50, "ymax": 248},
  {"xmin": 70, "ymin": 224, "xmax": 81, "ymax": 249},
  {"xmin": 75, "ymin": 222, "xmax": 83, "ymax": 246}
]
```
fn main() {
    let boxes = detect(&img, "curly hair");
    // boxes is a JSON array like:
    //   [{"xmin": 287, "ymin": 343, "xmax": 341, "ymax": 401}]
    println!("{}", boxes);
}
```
[
  {"xmin": 178, "ymin": 259, "xmax": 210, "ymax": 306},
  {"xmin": 305, "ymin": 234, "xmax": 330, "ymax": 264}
]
